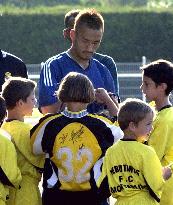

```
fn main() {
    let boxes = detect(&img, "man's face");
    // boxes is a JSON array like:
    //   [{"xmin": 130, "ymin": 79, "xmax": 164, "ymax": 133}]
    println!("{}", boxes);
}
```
[{"xmin": 72, "ymin": 26, "xmax": 103, "ymax": 60}]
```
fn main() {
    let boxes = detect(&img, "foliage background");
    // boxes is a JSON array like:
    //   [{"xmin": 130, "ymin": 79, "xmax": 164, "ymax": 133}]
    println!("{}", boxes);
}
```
[{"xmin": 0, "ymin": 0, "xmax": 173, "ymax": 63}]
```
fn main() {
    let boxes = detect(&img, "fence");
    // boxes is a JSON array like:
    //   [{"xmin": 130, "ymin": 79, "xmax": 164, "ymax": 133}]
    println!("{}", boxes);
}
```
[{"xmin": 27, "ymin": 62, "xmax": 143, "ymax": 101}]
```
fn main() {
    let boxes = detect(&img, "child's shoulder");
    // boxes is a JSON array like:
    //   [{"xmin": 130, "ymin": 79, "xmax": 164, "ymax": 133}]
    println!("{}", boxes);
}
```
[
  {"xmin": 155, "ymin": 107, "xmax": 173, "ymax": 127},
  {"xmin": 157, "ymin": 106, "xmax": 173, "ymax": 118},
  {"xmin": 87, "ymin": 113, "xmax": 114, "ymax": 124},
  {"xmin": 13, "ymin": 120, "xmax": 31, "ymax": 130},
  {"xmin": 108, "ymin": 140, "xmax": 156, "ymax": 155},
  {"xmin": 0, "ymin": 128, "xmax": 12, "ymax": 142},
  {"xmin": 138, "ymin": 142, "xmax": 157, "ymax": 157}
]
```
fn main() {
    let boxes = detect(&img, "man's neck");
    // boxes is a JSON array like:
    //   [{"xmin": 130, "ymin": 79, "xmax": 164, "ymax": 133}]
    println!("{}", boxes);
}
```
[{"xmin": 68, "ymin": 48, "xmax": 89, "ymax": 69}]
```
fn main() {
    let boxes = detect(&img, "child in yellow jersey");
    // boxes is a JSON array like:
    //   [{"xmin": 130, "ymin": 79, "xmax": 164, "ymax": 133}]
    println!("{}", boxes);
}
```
[
  {"xmin": 30, "ymin": 72, "xmax": 123, "ymax": 205},
  {"xmin": 140, "ymin": 59, "xmax": 173, "ymax": 205},
  {"xmin": 0, "ymin": 96, "xmax": 21, "ymax": 205},
  {"xmin": 97, "ymin": 98, "xmax": 172, "ymax": 205},
  {"xmin": 1, "ymin": 77, "xmax": 44, "ymax": 205}
]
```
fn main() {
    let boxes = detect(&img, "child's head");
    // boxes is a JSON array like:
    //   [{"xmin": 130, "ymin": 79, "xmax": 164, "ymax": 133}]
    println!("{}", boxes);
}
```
[
  {"xmin": 63, "ymin": 9, "xmax": 80, "ymax": 41},
  {"xmin": 118, "ymin": 98, "xmax": 154, "ymax": 140},
  {"xmin": 57, "ymin": 72, "xmax": 95, "ymax": 104},
  {"xmin": 0, "ymin": 96, "xmax": 6, "ymax": 125},
  {"xmin": 2, "ymin": 77, "xmax": 36, "ymax": 115},
  {"xmin": 141, "ymin": 59, "xmax": 173, "ymax": 100}
]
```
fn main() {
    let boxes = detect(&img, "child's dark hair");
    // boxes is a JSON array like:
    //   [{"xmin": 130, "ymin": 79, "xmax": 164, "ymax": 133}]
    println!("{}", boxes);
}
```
[
  {"xmin": 118, "ymin": 98, "xmax": 154, "ymax": 131},
  {"xmin": 2, "ymin": 77, "xmax": 36, "ymax": 110},
  {"xmin": 57, "ymin": 72, "xmax": 95, "ymax": 103},
  {"xmin": 0, "ymin": 96, "xmax": 6, "ymax": 125},
  {"xmin": 141, "ymin": 59, "xmax": 173, "ymax": 95},
  {"xmin": 64, "ymin": 9, "xmax": 80, "ymax": 29}
]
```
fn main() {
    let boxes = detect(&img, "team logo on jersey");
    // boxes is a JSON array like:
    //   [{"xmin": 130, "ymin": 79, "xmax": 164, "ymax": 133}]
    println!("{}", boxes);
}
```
[{"xmin": 5, "ymin": 72, "xmax": 12, "ymax": 80}]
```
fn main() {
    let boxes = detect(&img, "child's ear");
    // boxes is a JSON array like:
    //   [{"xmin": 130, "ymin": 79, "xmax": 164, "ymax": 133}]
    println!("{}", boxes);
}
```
[
  {"xmin": 16, "ymin": 99, "xmax": 24, "ymax": 107},
  {"xmin": 160, "ymin": 83, "xmax": 167, "ymax": 92},
  {"xmin": 70, "ymin": 29, "xmax": 75, "ymax": 42},
  {"xmin": 129, "ymin": 121, "xmax": 136, "ymax": 132}
]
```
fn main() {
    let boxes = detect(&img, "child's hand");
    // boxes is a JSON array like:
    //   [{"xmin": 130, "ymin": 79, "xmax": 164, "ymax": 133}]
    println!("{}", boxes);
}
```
[
  {"xmin": 95, "ymin": 88, "xmax": 119, "ymax": 117},
  {"xmin": 162, "ymin": 166, "xmax": 172, "ymax": 180},
  {"xmin": 95, "ymin": 88, "xmax": 110, "ymax": 104}
]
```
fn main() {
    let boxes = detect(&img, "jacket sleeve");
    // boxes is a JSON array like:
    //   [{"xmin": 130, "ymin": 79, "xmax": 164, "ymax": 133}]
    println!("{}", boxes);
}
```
[{"xmin": 38, "ymin": 61, "xmax": 59, "ymax": 107}]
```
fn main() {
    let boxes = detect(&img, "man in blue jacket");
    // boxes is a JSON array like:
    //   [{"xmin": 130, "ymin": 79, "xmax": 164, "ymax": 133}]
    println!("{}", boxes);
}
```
[{"xmin": 39, "ymin": 9, "xmax": 119, "ymax": 114}]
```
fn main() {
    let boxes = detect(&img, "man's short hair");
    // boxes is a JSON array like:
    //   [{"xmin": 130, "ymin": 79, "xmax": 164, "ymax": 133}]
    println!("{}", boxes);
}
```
[
  {"xmin": 141, "ymin": 59, "xmax": 173, "ymax": 95},
  {"xmin": 2, "ymin": 77, "xmax": 36, "ymax": 110},
  {"xmin": 118, "ymin": 98, "xmax": 153, "ymax": 131},
  {"xmin": 74, "ymin": 8, "xmax": 104, "ymax": 32},
  {"xmin": 57, "ymin": 72, "xmax": 95, "ymax": 103}
]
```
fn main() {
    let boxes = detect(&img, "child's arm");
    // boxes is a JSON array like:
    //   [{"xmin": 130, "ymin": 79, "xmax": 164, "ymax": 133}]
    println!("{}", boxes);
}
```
[
  {"xmin": 0, "ymin": 134, "xmax": 22, "ymax": 188},
  {"xmin": 96, "ymin": 155, "xmax": 111, "ymax": 200},
  {"xmin": 143, "ymin": 147, "xmax": 165, "ymax": 202},
  {"xmin": 30, "ymin": 113, "xmax": 60, "ymax": 156},
  {"xmin": 149, "ymin": 118, "xmax": 171, "ymax": 162},
  {"xmin": 10, "ymin": 124, "xmax": 45, "ymax": 169}
]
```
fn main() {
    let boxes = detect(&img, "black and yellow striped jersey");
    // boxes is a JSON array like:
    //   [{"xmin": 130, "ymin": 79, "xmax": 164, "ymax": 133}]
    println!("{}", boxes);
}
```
[{"xmin": 31, "ymin": 110, "xmax": 123, "ymax": 192}]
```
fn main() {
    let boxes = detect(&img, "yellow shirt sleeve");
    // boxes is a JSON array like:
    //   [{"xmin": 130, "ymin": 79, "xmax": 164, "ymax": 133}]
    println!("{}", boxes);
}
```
[
  {"xmin": 149, "ymin": 108, "xmax": 173, "ymax": 166},
  {"xmin": 0, "ymin": 132, "xmax": 22, "ymax": 188}
]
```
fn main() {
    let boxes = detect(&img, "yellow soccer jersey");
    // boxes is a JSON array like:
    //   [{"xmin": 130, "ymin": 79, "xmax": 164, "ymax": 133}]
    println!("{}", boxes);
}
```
[
  {"xmin": 0, "ymin": 129, "xmax": 21, "ymax": 202},
  {"xmin": 148, "ymin": 106, "xmax": 173, "ymax": 166},
  {"xmin": 148, "ymin": 106, "xmax": 173, "ymax": 205},
  {"xmin": 31, "ymin": 111, "xmax": 123, "ymax": 192},
  {"xmin": 1, "ymin": 120, "xmax": 44, "ymax": 179},
  {"xmin": 97, "ymin": 140, "xmax": 164, "ymax": 205}
]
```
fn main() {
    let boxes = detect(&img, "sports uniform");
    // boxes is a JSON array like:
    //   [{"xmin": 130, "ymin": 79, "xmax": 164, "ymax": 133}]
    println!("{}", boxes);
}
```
[
  {"xmin": 93, "ymin": 52, "xmax": 119, "ymax": 97},
  {"xmin": 97, "ymin": 139, "xmax": 164, "ymax": 205},
  {"xmin": 38, "ymin": 52, "xmax": 115, "ymax": 113},
  {"xmin": 148, "ymin": 106, "xmax": 173, "ymax": 205},
  {"xmin": 0, "ymin": 50, "xmax": 28, "ymax": 91},
  {"xmin": 1, "ymin": 121, "xmax": 44, "ymax": 205},
  {"xmin": 30, "ymin": 109, "xmax": 123, "ymax": 205},
  {"xmin": 0, "ymin": 129, "xmax": 21, "ymax": 205}
]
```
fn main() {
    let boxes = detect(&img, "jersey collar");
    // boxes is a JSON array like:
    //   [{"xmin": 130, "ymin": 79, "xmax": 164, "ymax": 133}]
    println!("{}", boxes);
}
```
[
  {"xmin": 158, "ymin": 104, "xmax": 172, "ymax": 112},
  {"xmin": 61, "ymin": 107, "xmax": 88, "ymax": 118}
]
